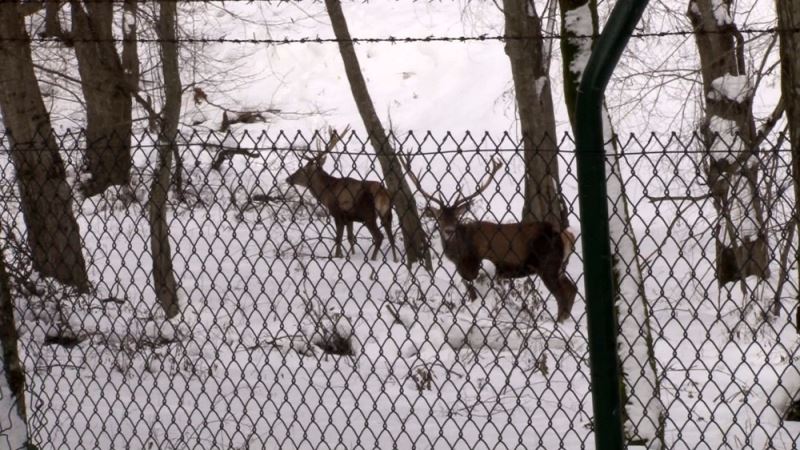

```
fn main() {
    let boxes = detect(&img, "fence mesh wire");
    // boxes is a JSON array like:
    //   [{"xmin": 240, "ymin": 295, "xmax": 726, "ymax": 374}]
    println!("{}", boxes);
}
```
[{"xmin": 1, "ymin": 130, "xmax": 799, "ymax": 449}]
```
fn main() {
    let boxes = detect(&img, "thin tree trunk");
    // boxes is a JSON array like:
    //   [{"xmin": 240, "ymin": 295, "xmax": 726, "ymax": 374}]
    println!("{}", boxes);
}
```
[
  {"xmin": 122, "ymin": 0, "xmax": 139, "ymax": 91},
  {"xmin": 148, "ymin": 0, "xmax": 181, "ymax": 319},
  {"xmin": 558, "ymin": 0, "xmax": 599, "ymax": 127},
  {"xmin": 69, "ymin": 1, "xmax": 133, "ymax": 197},
  {"xmin": 502, "ymin": 0, "xmax": 566, "ymax": 228},
  {"xmin": 687, "ymin": 0, "xmax": 768, "ymax": 284},
  {"xmin": 0, "ymin": 248, "xmax": 30, "ymax": 449},
  {"xmin": 43, "ymin": 0, "xmax": 61, "ymax": 37},
  {"xmin": 776, "ymin": 0, "xmax": 800, "ymax": 330},
  {"xmin": 0, "ymin": 3, "xmax": 89, "ymax": 292},
  {"xmin": 559, "ymin": 0, "xmax": 665, "ymax": 446},
  {"xmin": 324, "ymin": 0, "xmax": 431, "ymax": 269}
]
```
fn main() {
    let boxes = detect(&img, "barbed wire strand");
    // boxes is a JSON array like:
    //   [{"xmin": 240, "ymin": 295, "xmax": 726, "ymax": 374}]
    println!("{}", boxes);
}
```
[{"xmin": 4, "ymin": 27, "xmax": 798, "ymax": 45}]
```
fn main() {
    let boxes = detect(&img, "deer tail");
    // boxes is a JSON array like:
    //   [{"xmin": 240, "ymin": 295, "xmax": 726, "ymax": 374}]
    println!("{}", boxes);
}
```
[
  {"xmin": 372, "ymin": 186, "xmax": 392, "ymax": 219},
  {"xmin": 560, "ymin": 227, "xmax": 576, "ymax": 265}
]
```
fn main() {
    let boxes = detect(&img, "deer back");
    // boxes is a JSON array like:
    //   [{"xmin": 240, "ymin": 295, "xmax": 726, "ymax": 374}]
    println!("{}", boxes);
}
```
[
  {"xmin": 452, "ymin": 221, "xmax": 564, "ymax": 274},
  {"xmin": 317, "ymin": 174, "xmax": 389, "ymax": 221}
]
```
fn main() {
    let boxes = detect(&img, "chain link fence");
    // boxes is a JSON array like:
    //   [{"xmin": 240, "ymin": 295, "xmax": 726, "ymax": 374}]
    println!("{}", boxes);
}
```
[{"xmin": 1, "ymin": 130, "xmax": 799, "ymax": 449}]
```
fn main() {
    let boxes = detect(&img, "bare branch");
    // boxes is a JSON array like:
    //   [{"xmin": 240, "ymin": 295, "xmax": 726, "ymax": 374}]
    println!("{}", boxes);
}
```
[{"xmin": 646, "ymin": 193, "xmax": 713, "ymax": 203}]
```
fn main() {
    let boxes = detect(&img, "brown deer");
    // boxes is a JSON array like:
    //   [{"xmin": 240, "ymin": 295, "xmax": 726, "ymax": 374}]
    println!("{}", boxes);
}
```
[
  {"xmin": 286, "ymin": 127, "xmax": 397, "ymax": 261},
  {"xmin": 403, "ymin": 156, "xmax": 577, "ymax": 322}
]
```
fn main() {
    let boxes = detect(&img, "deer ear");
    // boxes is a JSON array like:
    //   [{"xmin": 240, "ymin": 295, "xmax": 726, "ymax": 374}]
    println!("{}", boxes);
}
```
[
  {"xmin": 423, "ymin": 206, "xmax": 439, "ymax": 219},
  {"xmin": 316, "ymin": 154, "xmax": 327, "ymax": 166},
  {"xmin": 454, "ymin": 202, "xmax": 471, "ymax": 217}
]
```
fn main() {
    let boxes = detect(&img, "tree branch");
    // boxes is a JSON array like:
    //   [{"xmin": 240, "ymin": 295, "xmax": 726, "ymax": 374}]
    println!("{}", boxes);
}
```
[{"xmin": 646, "ymin": 193, "xmax": 712, "ymax": 203}]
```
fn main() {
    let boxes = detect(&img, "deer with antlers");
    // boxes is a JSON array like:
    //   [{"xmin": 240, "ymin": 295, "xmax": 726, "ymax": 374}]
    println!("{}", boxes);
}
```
[
  {"xmin": 403, "ymin": 156, "xmax": 577, "ymax": 322},
  {"xmin": 286, "ymin": 127, "xmax": 398, "ymax": 261}
]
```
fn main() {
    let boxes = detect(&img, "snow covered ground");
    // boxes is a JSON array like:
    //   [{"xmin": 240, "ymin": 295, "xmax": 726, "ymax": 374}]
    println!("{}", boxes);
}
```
[{"xmin": 2, "ymin": 1, "xmax": 799, "ymax": 449}]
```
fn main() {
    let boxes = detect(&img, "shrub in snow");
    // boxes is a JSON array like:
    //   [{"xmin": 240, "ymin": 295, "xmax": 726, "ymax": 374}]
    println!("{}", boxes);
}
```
[{"xmin": 293, "ymin": 299, "xmax": 356, "ymax": 356}]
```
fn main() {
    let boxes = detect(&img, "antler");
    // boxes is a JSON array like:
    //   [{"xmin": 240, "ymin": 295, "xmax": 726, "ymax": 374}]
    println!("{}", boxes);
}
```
[
  {"xmin": 305, "ymin": 125, "xmax": 352, "ymax": 162},
  {"xmin": 324, "ymin": 125, "xmax": 351, "ymax": 154},
  {"xmin": 453, "ymin": 158, "xmax": 503, "ymax": 207},
  {"xmin": 400, "ymin": 153, "xmax": 445, "ymax": 208}
]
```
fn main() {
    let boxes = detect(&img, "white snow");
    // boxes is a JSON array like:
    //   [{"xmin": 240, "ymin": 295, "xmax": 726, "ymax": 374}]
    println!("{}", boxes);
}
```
[
  {"xmin": 689, "ymin": 1, "xmax": 702, "ymax": 17},
  {"xmin": 123, "ymin": 10, "xmax": 135, "ymax": 36},
  {"xmin": 712, "ymin": 0, "xmax": 734, "ymax": 25},
  {"xmin": 0, "ymin": 2, "xmax": 795, "ymax": 449},
  {"xmin": 527, "ymin": 0, "xmax": 537, "ymax": 18},
  {"xmin": 0, "ymin": 365, "xmax": 27, "ymax": 450},
  {"xmin": 602, "ymin": 107, "xmax": 665, "ymax": 446},
  {"xmin": 707, "ymin": 115, "xmax": 745, "ymax": 164},
  {"xmin": 534, "ymin": 76, "xmax": 548, "ymax": 97},
  {"xmin": 709, "ymin": 74, "xmax": 751, "ymax": 103},
  {"xmin": 563, "ymin": 4, "xmax": 594, "ymax": 76}
]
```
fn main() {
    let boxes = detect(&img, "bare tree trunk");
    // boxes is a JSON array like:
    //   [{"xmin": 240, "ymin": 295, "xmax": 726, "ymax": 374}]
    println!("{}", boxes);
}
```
[
  {"xmin": 40, "ymin": 1, "xmax": 133, "ymax": 197},
  {"xmin": 148, "ymin": 0, "xmax": 181, "ymax": 319},
  {"xmin": 559, "ymin": 0, "xmax": 665, "ymax": 446},
  {"xmin": 502, "ymin": 0, "xmax": 567, "ymax": 228},
  {"xmin": 0, "ymin": 248, "xmax": 30, "ymax": 449},
  {"xmin": 687, "ymin": 0, "xmax": 768, "ymax": 284},
  {"xmin": 70, "ymin": 1, "xmax": 133, "ymax": 197},
  {"xmin": 43, "ymin": 0, "xmax": 61, "ymax": 37},
  {"xmin": 122, "ymin": 0, "xmax": 139, "ymax": 91},
  {"xmin": 324, "ymin": 0, "xmax": 431, "ymax": 269},
  {"xmin": 776, "ymin": 0, "xmax": 800, "ymax": 330},
  {"xmin": 0, "ymin": 3, "xmax": 89, "ymax": 292}
]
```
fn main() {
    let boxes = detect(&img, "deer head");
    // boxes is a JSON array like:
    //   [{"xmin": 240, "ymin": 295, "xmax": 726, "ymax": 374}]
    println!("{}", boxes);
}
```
[
  {"xmin": 402, "ymin": 155, "xmax": 503, "ymax": 240},
  {"xmin": 286, "ymin": 126, "xmax": 350, "ymax": 188}
]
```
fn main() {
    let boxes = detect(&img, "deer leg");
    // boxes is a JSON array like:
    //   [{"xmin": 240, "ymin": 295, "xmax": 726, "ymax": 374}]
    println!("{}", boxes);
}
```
[
  {"xmin": 561, "ymin": 276, "xmax": 578, "ymax": 317},
  {"xmin": 540, "ymin": 270, "xmax": 577, "ymax": 323},
  {"xmin": 333, "ymin": 219, "xmax": 345, "ymax": 258},
  {"xmin": 464, "ymin": 281, "xmax": 478, "ymax": 301},
  {"xmin": 457, "ymin": 260, "xmax": 481, "ymax": 302},
  {"xmin": 381, "ymin": 210, "xmax": 397, "ymax": 262},
  {"xmin": 346, "ymin": 222, "xmax": 356, "ymax": 255},
  {"xmin": 365, "ymin": 219, "xmax": 383, "ymax": 261}
]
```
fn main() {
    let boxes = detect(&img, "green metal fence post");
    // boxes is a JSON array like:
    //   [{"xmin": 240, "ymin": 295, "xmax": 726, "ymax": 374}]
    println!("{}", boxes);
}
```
[{"xmin": 574, "ymin": 1, "xmax": 650, "ymax": 449}]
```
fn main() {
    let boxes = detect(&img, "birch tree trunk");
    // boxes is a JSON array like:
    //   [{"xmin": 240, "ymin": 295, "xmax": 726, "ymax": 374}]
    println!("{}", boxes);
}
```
[
  {"xmin": 324, "ymin": 0, "xmax": 432, "ymax": 269},
  {"xmin": 776, "ymin": 0, "xmax": 800, "ymax": 329},
  {"xmin": 559, "ymin": 0, "xmax": 664, "ymax": 446},
  {"xmin": 0, "ymin": 2, "xmax": 89, "ymax": 292},
  {"xmin": 0, "ymin": 248, "xmax": 30, "ymax": 449},
  {"xmin": 687, "ymin": 0, "xmax": 768, "ymax": 285},
  {"xmin": 502, "ymin": 0, "xmax": 567, "ymax": 228},
  {"xmin": 148, "ymin": 1, "xmax": 181, "ymax": 318}
]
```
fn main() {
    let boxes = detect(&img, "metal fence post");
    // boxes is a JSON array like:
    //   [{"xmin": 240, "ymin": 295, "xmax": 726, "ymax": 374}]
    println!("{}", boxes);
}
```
[{"xmin": 574, "ymin": 1, "xmax": 650, "ymax": 449}]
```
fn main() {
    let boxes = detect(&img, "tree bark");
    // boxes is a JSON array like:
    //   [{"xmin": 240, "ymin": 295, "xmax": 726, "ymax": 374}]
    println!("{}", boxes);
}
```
[
  {"xmin": 42, "ymin": 0, "xmax": 62, "ymax": 38},
  {"xmin": 687, "ymin": 0, "xmax": 768, "ymax": 283},
  {"xmin": 122, "ymin": 0, "xmax": 139, "ymax": 91},
  {"xmin": 502, "ymin": 0, "xmax": 566, "ymax": 228},
  {"xmin": 69, "ymin": 1, "xmax": 133, "ymax": 197},
  {"xmin": 0, "ymin": 247, "xmax": 30, "ymax": 449},
  {"xmin": 558, "ymin": 0, "xmax": 664, "ymax": 445},
  {"xmin": 148, "ymin": 0, "xmax": 181, "ymax": 319},
  {"xmin": 558, "ymin": 0, "xmax": 599, "ymax": 127},
  {"xmin": 776, "ymin": 0, "xmax": 800, "ymax": 330},
  {"xmin": 324, "ymin": 0, "xmax": 431, "ymax": 269},
  {"xmin": 0, "ymin": 3, "xmax": 89, "ymax": 292}
]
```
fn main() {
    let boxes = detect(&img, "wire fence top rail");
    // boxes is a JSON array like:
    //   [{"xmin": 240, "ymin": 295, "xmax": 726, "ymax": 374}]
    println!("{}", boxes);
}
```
[
  {"xmin": 0, "ymin": 128, "xmax": 793, "ymax": 158},
  {"xmin": 8, "ymin": 26, "xmax": 797, "ymax": 45}
]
